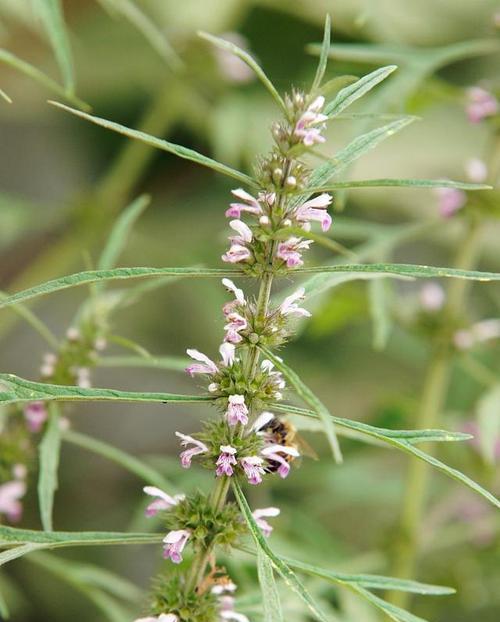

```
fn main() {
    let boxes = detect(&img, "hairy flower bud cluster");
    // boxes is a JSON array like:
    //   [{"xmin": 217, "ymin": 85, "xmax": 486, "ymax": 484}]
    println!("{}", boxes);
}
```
[{"xmin": 0, "ymin": 415, "xmax": 32, "ymax": 524}]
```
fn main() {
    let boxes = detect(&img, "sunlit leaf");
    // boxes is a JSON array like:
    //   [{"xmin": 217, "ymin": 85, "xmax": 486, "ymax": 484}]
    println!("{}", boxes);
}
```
[
  {"xmin": 300, "ymin": 178, "xmax": 491, "ymax": 193},
  {"xmin": 49, "ymin": 101, "xmax": 257, "ymax": 187},
  {"xmin": 259, "ymin": 347, "xmax": 342, "ymax": 463},
  {"xmin": 198, "ymin": 31, "xmax": 287, "ymax": 115},
  {"xmin": 38, "ymin": 404, "xmax": 62, "ymax": 531},
  {"xmin": 257, "ymin": 548, "xmax": 284, "ymax": 622},
  {"xmin": 311, "ymin": 14, "xmax": 331, "ymax": 93}
]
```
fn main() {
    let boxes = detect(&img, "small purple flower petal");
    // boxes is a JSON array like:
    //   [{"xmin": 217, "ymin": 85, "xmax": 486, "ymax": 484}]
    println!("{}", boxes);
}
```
[{"xmin": 163, "ymin": 529, "xmax": 190, "ymax": 564}]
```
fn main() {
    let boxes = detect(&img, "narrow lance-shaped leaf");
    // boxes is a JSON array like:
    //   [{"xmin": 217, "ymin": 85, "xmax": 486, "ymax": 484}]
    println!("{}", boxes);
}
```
[
  {"xmin": 0, "ymin": 373, "xmax": 213, "ymax": 406},
  {"xmin": 0, "ymin": 266, "xmax": 243, "ymax": 310},
  {"xmin": 257, "ymin": 548, "xmax": 284, "ymax": 622},
  {"xmin": 63, "ymin": 429, "xmax": 174, "ymax": 491},
  {"xmin": 96, "ymin": 355, "xmax": 190, "ymax": 371},
  {"xmin": 232, "ymin": 480, "xmax": 330, "ymax": 622},
  {"xmin": 49, "ymin": 101, "xmax": 257, "ymax": 187},
  {"xmin": 311, "ymin": 14, "xmax": 331, "ymax": 93},
  {"xmin": 38, "ymin": 404, "xmax": 62, "ymax": 531},
  {"xmin": 273, "ymin": 403, "xmax": 500, "ymax": 509},
  {"xmin": 0, "ymin": 49, "xmax": 88, "ymax": 110},
  {"xmin": 349, "ymin": 584, "xmax": 429, "ymax": 622},
  {"xmin": 36, "ymin": 0, "xmax": 75, "ymax": 93},
  {"xmin": 198, "ymin": 31, "xmax": 287, "ymax": 115},
  {"xmin": 298, "ymin": 178, "xmax": 491, "ymax": 193},
  {"xmin": 325, "ymin": 65, "xmax": 397, "ymax": 117},
  {"xmin": 259, "ymin": 347, "xmax": 342, "ymax": 463},
  {"xmin": 369, "ymin": 274, "xmax": 392, "ymax": 350},
  {"xmin": 0, "ymin": 543, "xmax": 50, "ymax": 568}
]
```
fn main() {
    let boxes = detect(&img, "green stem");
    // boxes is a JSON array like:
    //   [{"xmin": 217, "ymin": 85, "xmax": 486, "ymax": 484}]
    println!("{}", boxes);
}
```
[{"xmin": 387, "ymin": 217, "xmax": 484, "ymax": 607}]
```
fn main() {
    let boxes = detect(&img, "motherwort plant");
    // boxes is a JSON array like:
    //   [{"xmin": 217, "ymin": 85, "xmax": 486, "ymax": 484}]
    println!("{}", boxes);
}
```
[{"xmin": 0, "ymin": 16, "xmax": 499, "ymax": 622}]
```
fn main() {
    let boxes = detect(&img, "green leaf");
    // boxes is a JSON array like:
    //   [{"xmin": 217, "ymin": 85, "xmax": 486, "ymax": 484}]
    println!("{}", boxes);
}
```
[
  {"xmin": 296, "ymin": 263, "xmax": 500, "ymax": 282},
  {"xmin": 0, "ymin": 543, "xmax": 49, "ymax": 567},
  {"xmin": 96, "ymin": 0, "xmax": 183, "ymax": 71},
  {"xmin": 0, "ymin": 584, "xmax": 8, "ymax": 619},
  {"xmin": 325, "ymin": 65, "xmax": 397, "ymax": 117},
  {"xmin": 349, "ymin": 584, "xmax": 428, "ymax": 622},
  {"xmin": 36, "ymin": 0, "xmax": 75, "ymax": 93},
  {"xmin": 259, "ymin": 347, "xmax": 342, "ymax": 463},
  {"xmin": 49, "ymin": 101, "xmax": 257, "ymax": 187},
  {"xmin": 63, "ymin": 429, "xmax": 174, "ymax": 491},
  {"xmin": 476, "ymin": 385, "xmax": 500, "ymax": 465},
  {"xmin": 232, "ymin": 480, "xmax": 330, "ymax": 622},
  {"xmin": 273, "ymin": 403, "xmax": 500, "ymax": 509},
  {"xmin": 38, "ymin": 404, "xmax": 62, "ymax": 531},
  {"xmin": 97, "ymin": 195, "xmax": 150, "ymax": 273},
  {"xmin": 0, "ymin": 373, "xmax": 213, "ymax": 406},
  {"xmin": 96, "ymin": 355, "xmax": 190, "ymax": 371},
  {"xmin": 257, "ymin": 548, "xmax": 284, "ymax": 622},
  {"xmin": 279, "ymin": 556, "xmax": 454, "ymax": 595},
  {"xmin": 0, "ymin": 266, "xmax": 241, "ymax": 310},
  {"xmin": 198, "ymin": 31, "xmax": 287, "ymax": 115},
  {"xmin": 0, "ymin": 525, "xmax": 162, "ymax": 548},
  {"xmin": 299, "ymin": 178, "xmax": 492, "ymax": 193},
  {"xmin": 311, "ymin": 14, "xmax": 331, "ymax": 93},
  {"xmin": 0, "ymin": 291, "xmax": 59, "ymax": 349},
  {"xmin": 303, "ymin": 117, "xmax": 416, "ymax": 196},
  {"xmin": 0, "ymin": 49, "xmax": 88, "ymax": 110}
]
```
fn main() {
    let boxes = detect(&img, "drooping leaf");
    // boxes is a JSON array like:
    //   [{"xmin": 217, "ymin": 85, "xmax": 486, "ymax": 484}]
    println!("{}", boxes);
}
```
[
  {"xmin": 273, "ymin": 403, "xmax": 500, "ymax": 509},
  {"xmin": 325, "ymin": 65, "xmax": 397, "ymax": 117},
  {"xmin": 198, "ymin": 31, "xmax": 287, "ymax": 115},
  {"xmin": 311, "ymin": 14, "xmax": 331, "ymax": 93},
  {"xmin": 36, "ymin": 0, "xmax": 75, "ymax": 93},
  {"xmin": 233, "ymin": 480, "xmax": 330, "ymax": 622},
  {"xmin": 49, "ymin": 101, "xmax": 257, "ymax": 187},
  {"xmin": 63, "ymin": 430, "xmax": 174, "ymax": 491},
  {"xmin": 0, "ymin": 49, "xmax": 88, "ymax": 110},
  {"xmin": 259, "ymin": 347, "xmax": 342, "ymax": 463},
  {"xmin": 0, "ymin": 266, "xmax": 241, "ymax": 309},
  {"xmin": 96, "ymin": 0, "xmax": 183, "ymax": 71},
  {"xmin": 257, "ymin": 548, "xmax": 284, "ymax": 622},
  {"xmin": 38, "ymin": 404, "xmax": 62, "ymax": 531},
  {"xmin": 0, "ymin": 374, "xmax": 213, "ymax": 406}
]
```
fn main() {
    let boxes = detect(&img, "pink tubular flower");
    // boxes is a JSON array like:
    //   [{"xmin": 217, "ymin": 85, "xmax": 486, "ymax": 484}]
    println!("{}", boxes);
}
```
[
  {"xmin": 252, "ymin": 411, "xmax": 275, "ymax": 433},
  {"xmin": 24, "ymin": 401, "xmax": 48, "ymax": 433},
  {"xmin": 216, "ymin": 445, "xmax": 238, "ymax": 477},
  {"xmin": 294, "ymin": 96, "xmax": 328, "ymax": 146},
  {"xmin": 466, "ymin": 87, "xmax": 498, "ymax": 123},
  {"xmin": 261, "ymin": 360, "xmax": 285, "ymax": 389},
  {"xmin": 252, "ymin": 507, "xmax": 280, "ymax": 537},
  {"xmin": 454, "ymin": 319, "xmax": 500, "ymax": 350},
  {"xmin": 0, "ymin": 480, "xmax": 26, "ymax": 523},
  {"xmin": 163, "ymin": 529, "xmax": 190, "ymax": 564},
  {"xmin": 228, "ymin": 219, "xmax": 252, "ymax": 244},
  {"xmin": 222, "ymin": 278, "xmax": 246, "ymax": 315},
  {"xmin": 435, "ymin": 187, "xmax": 466, "ymax": 218},
  {"xmin": 261, "ymin": 444, "xmax": 300, "ymax": 478},
  {"xmin": 226, "ymin": 189, "xmax": 263, "ymax": 218},
  {"xmin": 226, "ymin": 395, "xmax": 249, "ymax": 426},
  {"xmin": 224, "ymin": 312, "xmax": 247, "ymax": 344},
  {"xmin": 241, "ymin": 456, "xmax": 265, "ymax": 485},
  {"xmin": 134, "ymin": 615, "xmax": 178, "ymax": 622},
  {"xmin": 185, "ymin": 349, "xmax": 218, "ymax": 376},
  {"xmin": 219, "ymin": 595, "xmax": 249, "ymax": 622},
  {"xmin": 175, "ymin": 432, "xmax": 208, "ymax": 468},
  {"xmin": 143, "ymin": 486, "xmax": 185, "ymax": 517},
  {"xmin": 279, "ymin": 288, "xmax": 311, "ymax": 317},
  {"xmin": 222, "ymin": 244, "xmax": 252, "ymax": 264},
  {"xmin": 276, "ymin": 237, "xmax": 312, "ymax": 268},
  {"xmin": 295, "ymin": 193, "xmax": 332, "ymax": 231},
  {"xmin": 419, "ymin": 283, "xmax": 445, "ymax": 312},
  {"xmin": 466, "ymin": 158, "xmax": 488, "ymax": 183},
  {"xmin": 219, "ymin": 342, "xmax": 236, "ymax": 367}
]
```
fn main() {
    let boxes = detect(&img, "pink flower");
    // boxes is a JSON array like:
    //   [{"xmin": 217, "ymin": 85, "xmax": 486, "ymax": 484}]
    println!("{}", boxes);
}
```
[
  {"xmin": 216, "ymin": 445, "xmax": 238, "ymax": 477},
  {"xmin": 261, "ymin": 360, "xmax": 285, "ymax": 389},
  {"xmin": 224, "ymin": 312, "xmax": 247, "ymax": 344},
  {"xmin": 419, "ymin": 283, "xmax": 445, "ymax": 312},
  {"xmin": 435, "ymin": 187, "xmax": 466, "ymax": 218},
  {"xmin": 295, "ymin": 193, "xmax": 332, "ymax": 231},
  {"xmin": 454, "ymin": 319, "xmax": 500, "ymax": 350},
  {"xmin": 0, "ymin": 480, "xmax": 26, "ymax": 523},
  {"xmin": 163, "ymin": 529, "xmax": 190, "ymax": 564},
  {"xmin": 134, "ymin": 615, "xmax": 178, "ymax": 622},
  {"xmin": 241, "ymin": 456, "xmax": 265, "ymax": 485},
  {"xmin": 261, "ymin": 444, "xmax": 300, "ymax": 478},
  {"xmin": 222, "ymin": 244, "xmax": 252, "ymax": 264},
  {"xmin": 219, "ymin": 596, "xmax": 249, "ymax": 622},
  {"xmin": 76, "ymin": 367, "xmax": 91, "ymax": 388},
  {"xmin": 226, "ymin": 395, "xmax": 249, "ymax": 426},
  {"xmin": 252, "ymin": 507, "xmax": 280, "ymax": 536},
  {"xmin": 23, "ymin": 401, "xmax": 48, "ymax": 433},
  {"xmin": 175, "ymin": 432, "xmax": 208, "ymax": 468},
  {"xmin": 143, "ymin": 486, "xmax": 185, "ymax": 517},
  {"xmin": 211, "ymin": 582, "xmax": 237, "ymax": 595},
  {"xmin": 276, "ymin": 237, "xmax": 312, "ymax": 268},
  {"xmin": 219, "ymin": 342, "xmax": 236, "ymax": 367},
  {"xmin": 294, "ymin": 96, "xmax": 328, "ymax": 146},
  {"xmin": 228, "ymin": 219, "xmax": 252, "ymax": 244},
  {"xmin": 466, "ymin": 158, "xmax": 488, "ymax": 183},
  {"xmin": 226, "ymin": 189, "xmax": 263, "ymax": 218},
  {"xmin": 222, "ymin": 278, "xmax": 246, "ymax": 315},
  {"xmin": 252, "ymin": 411, "xmax": 275, "ymax": 432},
  {"xmin": 185, "ymin": 349, "xmax": 218, "ymax": 376},
  {"xmin": 466, "ymin": 87, "xmax": 498, "ymax": 123},
  {"xmin": 279, "ymin": 288, "xmax": 311, "ymax": 317}
]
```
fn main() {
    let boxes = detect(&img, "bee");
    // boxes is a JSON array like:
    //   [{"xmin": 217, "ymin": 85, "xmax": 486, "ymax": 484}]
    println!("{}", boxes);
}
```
[{"xmin": 262, "ymin": 416, "xmax": 317, "ymax": 473}]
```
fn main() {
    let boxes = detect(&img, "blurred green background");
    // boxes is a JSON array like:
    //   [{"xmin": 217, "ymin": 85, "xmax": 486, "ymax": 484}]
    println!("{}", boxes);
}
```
[{"xmin": 0, "ymin": 1, "xmax": 499, "ymax": 621}]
